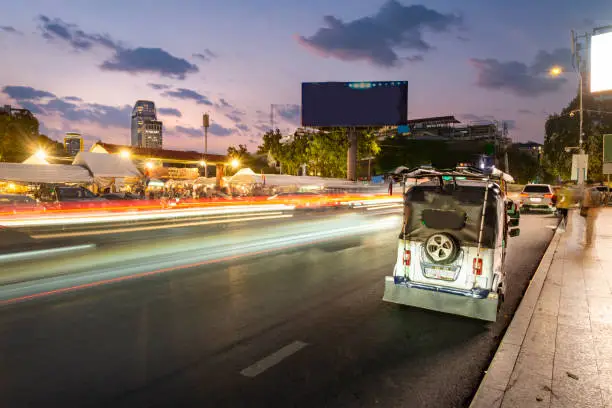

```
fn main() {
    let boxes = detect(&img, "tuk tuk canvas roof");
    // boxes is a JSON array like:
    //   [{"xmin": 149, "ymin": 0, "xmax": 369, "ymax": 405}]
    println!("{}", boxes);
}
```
[
  {"xmin": 402, "ymin": 182, "xmax": 504, "ymax": 249},
  {"xmin": 73, "ymin": 152, "xmax": 141, "ymax": 178},
  {"xmin": 0, "ymin": 162, "xmax": 93, "ymax": 184}
]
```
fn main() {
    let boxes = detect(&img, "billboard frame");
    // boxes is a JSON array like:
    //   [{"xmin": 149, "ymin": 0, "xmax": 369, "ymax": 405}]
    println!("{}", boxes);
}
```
[{"xmin": 301, "ymin": 81, "xmax": 408, "ymax": 129}]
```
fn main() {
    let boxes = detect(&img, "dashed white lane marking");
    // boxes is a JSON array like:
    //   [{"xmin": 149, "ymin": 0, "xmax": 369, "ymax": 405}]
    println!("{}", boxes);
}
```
[{"xmin": 240, "ymin": 341, "xmax": 308, "ymax": 378}]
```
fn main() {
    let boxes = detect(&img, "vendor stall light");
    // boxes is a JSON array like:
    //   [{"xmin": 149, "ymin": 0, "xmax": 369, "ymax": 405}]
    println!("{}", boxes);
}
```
[
  {"xmin": 120, "ymin": 150, "xmax": 131, "ymax": 159},
  {"xmin": 230, "ymin": 159, "xmax": 240, "ymax": 168},
  {"xmin": 35, "ymin": 149, "xmax": 47, "ymax": 160},
  {"xmin": 8, "ymin": 183, "xmax": 16, "ymax": 190},
  {"xmin": 199, "ymin": 161, "xmax": 206, "ymax": 167},
  {"xmin": 145, "ymin": 162, "xmax": 154, "ymax": 169}
]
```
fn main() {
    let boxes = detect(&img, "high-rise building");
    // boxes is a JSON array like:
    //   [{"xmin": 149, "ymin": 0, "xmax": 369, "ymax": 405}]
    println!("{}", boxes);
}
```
[
  {"xmin": 64, "ymin": 132, "xmax": 84, "ymax": 156},
  {"xmin": 131, "ymin": 100, "xmax": 163, "ymax": 149}
]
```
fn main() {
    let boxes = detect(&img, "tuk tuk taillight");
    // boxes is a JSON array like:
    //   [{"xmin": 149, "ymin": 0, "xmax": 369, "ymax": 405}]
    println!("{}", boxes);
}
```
[
  {"xmin": 473, "ymin": 258, "xmax": 483, "ymax": 275},
  {"xmin": 403, "ymin": 250, "xmax": 411, "ymax": 266}
]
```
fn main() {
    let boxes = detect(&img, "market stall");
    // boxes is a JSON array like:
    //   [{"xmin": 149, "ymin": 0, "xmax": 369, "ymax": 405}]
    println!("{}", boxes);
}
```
[{"xmin": 73, "ymin": 152, "xmax": 142, "ymax": 193}]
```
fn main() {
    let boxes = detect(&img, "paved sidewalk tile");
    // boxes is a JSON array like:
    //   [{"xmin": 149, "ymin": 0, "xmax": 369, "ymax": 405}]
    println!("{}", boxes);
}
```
[{"xmin": 473, "ymin": 209, "xmax": 612, "ymax": 408}]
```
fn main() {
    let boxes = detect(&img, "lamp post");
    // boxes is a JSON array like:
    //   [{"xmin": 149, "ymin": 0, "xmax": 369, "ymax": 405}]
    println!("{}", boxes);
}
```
[
  {"xmin": 203, "ymin": 113, "xmax": 210, "ymax": 177},
  {"xmin": 549, "ymin": 56, "xmax": 587, "ymax": 184}
]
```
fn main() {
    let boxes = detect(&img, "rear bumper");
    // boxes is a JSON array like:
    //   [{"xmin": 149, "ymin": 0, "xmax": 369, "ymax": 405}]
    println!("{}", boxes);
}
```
[{"xmin": 382, "ymin": 276, "xmax": 499, "ymax": 322}]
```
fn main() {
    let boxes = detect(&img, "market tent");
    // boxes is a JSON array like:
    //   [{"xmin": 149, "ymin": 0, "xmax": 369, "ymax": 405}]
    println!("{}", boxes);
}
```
[
  {"xmin": 229, "ymin": 168, "xmax": 379, "ymax": 188},
  {"xmin": 22, "ymin": 154, "xmax": 50, "ymax": 165},
  {"xmin": 73, "ymin": 152, "xmax": 141, "ymax": 178},
  {"xmin": 228, "ymin": 168, "xmax": 259, "ymax": 184},
  {"xmin": 0, "ymin": 163, "xmax": 92, "ymax": 183}
]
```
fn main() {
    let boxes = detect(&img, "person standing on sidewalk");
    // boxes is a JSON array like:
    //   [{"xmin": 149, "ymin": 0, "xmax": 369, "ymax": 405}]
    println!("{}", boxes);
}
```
[{"xmin": 580, "ymin": 181, "xmax": 602, "ymax": 246}]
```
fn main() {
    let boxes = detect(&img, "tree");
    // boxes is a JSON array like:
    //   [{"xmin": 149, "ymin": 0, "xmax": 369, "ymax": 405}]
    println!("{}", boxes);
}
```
[
  {"xmin": 543, "ymin": 94, "xmax": 612, "ymax": 182},
  {"xmin": 256, "ymin": 127, "xmax": 381, "ymax": 177},
  {"xmin": 307, "ymin": 129, "xmax": 348, "ymax": 177},
  {"xmin": 504, "ymin": 147, "xmax": 541, "ymax": 184},
  {"xmin": 0, "ymin": 111, "xmax": 64, "ymax": 163},
  {"xmin": 227, "ymin": 144, "xmax": 249, "ymax": 162}
]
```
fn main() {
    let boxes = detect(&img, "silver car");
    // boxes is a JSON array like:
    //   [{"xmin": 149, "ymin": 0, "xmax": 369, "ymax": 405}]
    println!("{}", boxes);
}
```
[{"xmin": 519, "ymin": 184, "xmax": 555, "ymax": 213}]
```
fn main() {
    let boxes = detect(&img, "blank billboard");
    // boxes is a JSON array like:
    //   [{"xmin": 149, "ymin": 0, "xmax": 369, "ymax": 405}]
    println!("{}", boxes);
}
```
[
  {"xmin": 591, "ymin": 31, "xmax": 612, "ymax": 93},
  {"xmin": 301, "ymin": 81, "xmax": 408, "ymax": 127}
]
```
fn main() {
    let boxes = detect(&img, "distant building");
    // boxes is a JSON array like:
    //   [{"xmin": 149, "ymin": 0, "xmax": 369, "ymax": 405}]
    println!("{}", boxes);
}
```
[
  {"xmin": 0, "ymin": 104, "xmax": 33, "ymax": 118},
  {"xmin": 131, "ymin": 100, "xmax": 163, "ymax": 149},
  {"xmin": 374, "ymin": 115, "xmax": 511, "ymax": 146},
  {"xmin": 514, "ymin": 141, "xmax": 543, "ymax": 159},
  {"xmin": 64, "ymin": 132, "xmax": 84, "ymax": 157}
]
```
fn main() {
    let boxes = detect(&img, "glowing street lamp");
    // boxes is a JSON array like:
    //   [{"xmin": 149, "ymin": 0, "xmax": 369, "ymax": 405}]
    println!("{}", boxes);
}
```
[
  {"xmin": 199, "ymin": 160, "xmax": 206, "ymax": 167},
  {"xmin": 549, "ymin": 66, "xmax": 563, "ymax": 77},
  {"xmin": 120, "ymin": 150, "xmax": 131, "ymax": 159},
  {"xmin": 230, "ymin": 158, "xmax": 240, "ymax": 169}
]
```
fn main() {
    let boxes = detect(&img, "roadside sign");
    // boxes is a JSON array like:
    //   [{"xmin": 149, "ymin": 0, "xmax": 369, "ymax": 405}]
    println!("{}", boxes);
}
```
[
  {"xmin": 571, "ymin": 154, "xmax": 588, "ymax": 182},
  {"xmin": 397, "ymin": 125, "xmax": 410, "ymax": 134}
]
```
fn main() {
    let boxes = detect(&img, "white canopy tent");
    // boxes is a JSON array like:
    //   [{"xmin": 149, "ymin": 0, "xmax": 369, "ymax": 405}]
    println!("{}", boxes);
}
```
[
  {"xmin": 73, "ymin": 152, "xmax": 141, "ymax": 178},
  {"xmin": 22, "ymin": 154, "xmax": 50, "ymax": 165},
  {"xmin": 228, "ymin": 168, "xmax": 370, "ymax": 190},
  {"xmin": 0, "ymin": 163, "xmax": 92, "ymax": 184}
]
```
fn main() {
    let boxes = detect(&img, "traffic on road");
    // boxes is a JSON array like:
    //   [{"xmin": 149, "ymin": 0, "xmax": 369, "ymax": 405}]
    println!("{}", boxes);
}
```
[{"xmin": 0, "ymin": 164, "xmax": 563, "ymax": 408}]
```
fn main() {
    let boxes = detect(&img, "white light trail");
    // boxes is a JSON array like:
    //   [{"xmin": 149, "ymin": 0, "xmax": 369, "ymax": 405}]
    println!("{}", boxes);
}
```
[{"xmin": 0, "ymin": 204, "xmax": 295, "ymax": 227}]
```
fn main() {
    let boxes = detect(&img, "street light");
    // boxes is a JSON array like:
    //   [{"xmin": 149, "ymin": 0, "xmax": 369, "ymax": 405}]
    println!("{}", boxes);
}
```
[
  {"xmin": 120, "ymin": 150, "xmax": 131, "ymax": 159},
  {"xmin": 145, "ymin": 161, "xmax": 154, "ymax": 170},
  {"xmin": 34, "ymin": 149, "xmax": 47, "ymax": 161},
  {"xmin": 549, "ymin": 66, "xmax": 563, "ymax": 77},
  {"xmin": 199, "ymin": 160, "xmax": 206, "ymax": 167},
  {"xmin": 230, "ymin": 158, "xmax": 240, "ymax": 169}
]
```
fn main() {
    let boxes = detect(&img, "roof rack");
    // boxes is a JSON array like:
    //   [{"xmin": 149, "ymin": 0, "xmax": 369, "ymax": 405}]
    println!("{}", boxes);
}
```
[{"xmin": 394, "ymin": 165, "xmax": 514, "ymax": 184}]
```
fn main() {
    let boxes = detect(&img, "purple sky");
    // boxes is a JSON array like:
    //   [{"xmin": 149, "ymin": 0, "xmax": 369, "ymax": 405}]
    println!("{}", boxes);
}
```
[{"xmin": 1, "ymin": 0, "xmax": 610, "ymax": 154}]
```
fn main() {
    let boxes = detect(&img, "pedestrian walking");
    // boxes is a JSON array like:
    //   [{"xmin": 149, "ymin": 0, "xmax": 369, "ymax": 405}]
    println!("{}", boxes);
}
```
[
  {"xmin": 580, "ymin": 181, "xmax": 601, "ymax": 246},
  {"xmin": 556, "ymin": 182, "xmax": 573, "ymax": 230}
]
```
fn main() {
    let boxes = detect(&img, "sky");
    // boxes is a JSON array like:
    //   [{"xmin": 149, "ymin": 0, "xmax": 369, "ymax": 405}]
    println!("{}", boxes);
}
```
[{"xmin": 1, "ymin": 0, "xmax": 611, "ymax": 155}]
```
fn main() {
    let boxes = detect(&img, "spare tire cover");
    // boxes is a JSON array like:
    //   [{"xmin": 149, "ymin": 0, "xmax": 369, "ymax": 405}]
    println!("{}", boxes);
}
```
[{"xmin": 424, "ymin": 233, "xmax": 459, "ymax": 264}]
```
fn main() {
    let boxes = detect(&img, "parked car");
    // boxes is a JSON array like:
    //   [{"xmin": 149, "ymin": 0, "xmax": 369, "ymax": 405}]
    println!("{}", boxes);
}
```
[
  {"xmin": 0, "ymin": 194, "xmax": 43, "ymax": 214},
  {"xmin": 37, "ymin": 185, "xmax": 107, "ymax": 211},
  {"xmin": 519, "ymin": 184, "xmax": 556, "ymax": 213},
  {"xmin": 383, "ymin": 166, "xmax": 520, "ymax": 322},
  {"xmin": 102, "ymin": 192, "xmax": 144, "ymax": 200}
]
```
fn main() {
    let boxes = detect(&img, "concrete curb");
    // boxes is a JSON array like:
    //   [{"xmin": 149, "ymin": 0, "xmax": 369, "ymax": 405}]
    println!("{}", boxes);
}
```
[{"xmin": 469, "ymin": 219, "xmax": 563, "ymax": 408}]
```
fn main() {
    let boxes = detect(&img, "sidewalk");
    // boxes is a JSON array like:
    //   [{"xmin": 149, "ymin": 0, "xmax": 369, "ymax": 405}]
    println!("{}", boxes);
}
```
[{"xmin": 471, "ymin": 208, "xmax": 612, "ymax": 408}]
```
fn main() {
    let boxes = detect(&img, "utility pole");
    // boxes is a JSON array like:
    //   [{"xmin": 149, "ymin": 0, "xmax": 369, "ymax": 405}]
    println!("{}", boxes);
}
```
[
  {"xmin": 203, "ymin": 113, "xmax": 210, "ymax": 177},
  {"xmin": 571, "ymin": 29, "xmax": 590, "ymax": 184}
]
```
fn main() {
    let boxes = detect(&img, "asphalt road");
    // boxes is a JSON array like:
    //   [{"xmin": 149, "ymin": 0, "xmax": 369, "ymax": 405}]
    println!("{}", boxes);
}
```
[{"xmin": 0, "ymin": 213, "xmax": 556, "ymax": 408}]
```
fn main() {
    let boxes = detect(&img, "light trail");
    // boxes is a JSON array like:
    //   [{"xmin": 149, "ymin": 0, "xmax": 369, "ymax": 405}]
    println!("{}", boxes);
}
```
[
  {"xmin": 32, "ymin": 213, "xmax": 292, "ymax": 239},
  {"xmin": 0, "ymin": 204, "xmax": 295, "ymax": 227},
  {"xmin": 0, "ymin": 214, "xmax": 401, "ymax": 305},
  {"xmin": 0, "ymin": 244, "xmax": 95, "ymax": 263}
]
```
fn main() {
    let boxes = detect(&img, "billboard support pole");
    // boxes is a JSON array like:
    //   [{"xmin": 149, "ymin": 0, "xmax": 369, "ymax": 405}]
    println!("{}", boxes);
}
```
[{"xmin": 347, "ymin": 128, "xmax": 358, "ymax": 181}]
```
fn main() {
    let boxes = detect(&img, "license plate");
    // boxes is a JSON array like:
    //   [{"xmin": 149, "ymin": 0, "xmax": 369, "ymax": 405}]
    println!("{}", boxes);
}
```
[
  {"xmin": 424, "ymin": 267, "xmax": 456, "ymax": 281},
  {"xmin": 530, "ymin": 197, "xmax": 542, "ymax": 202}
]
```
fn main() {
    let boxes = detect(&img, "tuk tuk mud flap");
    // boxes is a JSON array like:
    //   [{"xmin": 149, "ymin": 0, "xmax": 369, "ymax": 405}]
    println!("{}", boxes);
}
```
[{"xmin": 383, "ymin": 277, "xmax": 498, "ymax": 322}]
